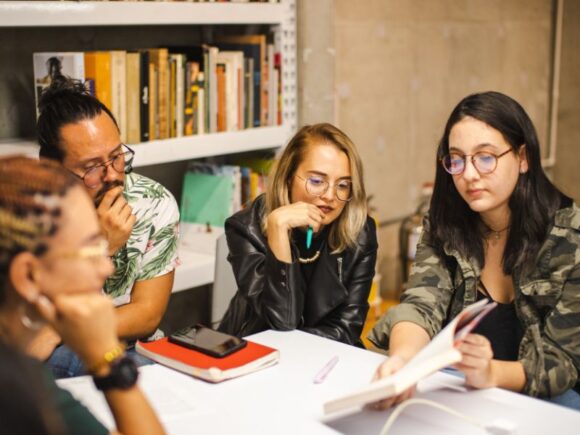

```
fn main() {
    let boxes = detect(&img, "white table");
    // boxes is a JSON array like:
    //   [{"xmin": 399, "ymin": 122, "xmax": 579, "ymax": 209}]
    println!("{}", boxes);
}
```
[{"xmin": 59, "ymin": 330, "xmax": 580, "ymax": 434}]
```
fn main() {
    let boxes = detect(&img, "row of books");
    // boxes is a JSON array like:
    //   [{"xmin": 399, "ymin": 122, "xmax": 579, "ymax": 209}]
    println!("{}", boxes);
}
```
[
  {"xmin": 86, "ymin": 1, "xmax": 280, "ymax": 3},
  {"xmin": 33, "ymin": 34, "xmax": 282, "ymax": 144},
  {"xmin": 180, "ymin": 159, "xmax": 273, "ymax": 227},
  {"xmin": 53, "ymin": 1, "xmax": 280, "ymax": 3}
]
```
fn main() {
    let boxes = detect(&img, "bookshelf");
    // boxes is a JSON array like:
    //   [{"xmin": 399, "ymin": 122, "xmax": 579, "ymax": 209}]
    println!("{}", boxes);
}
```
[{"xmin": 0, "ymin": 0, "xmax": 297, "ymax": 292}]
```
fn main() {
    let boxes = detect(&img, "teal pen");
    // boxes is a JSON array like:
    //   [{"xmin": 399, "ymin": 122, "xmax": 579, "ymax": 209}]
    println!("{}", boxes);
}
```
[{"xmin": 306, "ymin": 226, "xmax": 313, "ymax": 249}]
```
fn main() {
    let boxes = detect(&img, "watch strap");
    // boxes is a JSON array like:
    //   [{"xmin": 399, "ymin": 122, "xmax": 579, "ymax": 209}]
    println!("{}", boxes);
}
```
[{"xmin": 92, "ymin": 355, "xmax": 139, "ymax": 391}]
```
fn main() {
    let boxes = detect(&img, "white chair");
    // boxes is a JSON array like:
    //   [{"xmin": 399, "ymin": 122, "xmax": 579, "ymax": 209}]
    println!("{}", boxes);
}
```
[{"xmin": 211, "ymin": 233, "xmax": 238, "ymax": 326}]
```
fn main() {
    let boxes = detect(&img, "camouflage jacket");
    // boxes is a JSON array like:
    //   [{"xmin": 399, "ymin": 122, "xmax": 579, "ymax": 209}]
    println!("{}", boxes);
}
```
[{"xmin": 369, "ymin": 204, "xmax": 580, "ymax": 398}]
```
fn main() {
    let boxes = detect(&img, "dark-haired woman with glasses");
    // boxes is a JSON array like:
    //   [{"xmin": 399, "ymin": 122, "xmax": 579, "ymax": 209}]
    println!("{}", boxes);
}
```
[
  {"xmin": 369, "ymin": 91, "xmax": 580, "ymax": 410},
  {"xmin": 218, "ymin": 123, "xmax": 378, "ymax": 346}
]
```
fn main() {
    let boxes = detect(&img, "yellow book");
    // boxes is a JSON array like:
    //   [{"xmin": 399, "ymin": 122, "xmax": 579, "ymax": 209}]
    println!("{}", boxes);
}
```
[{"xmin": 85, "ymin": 51, "xmax": 112, "ymax": 112}]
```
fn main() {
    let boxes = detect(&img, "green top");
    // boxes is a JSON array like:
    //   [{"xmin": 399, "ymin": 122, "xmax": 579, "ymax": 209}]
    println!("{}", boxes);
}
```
[{"xmin": 45, "ymin": 370, "xmax": 108, "ymax": 435}]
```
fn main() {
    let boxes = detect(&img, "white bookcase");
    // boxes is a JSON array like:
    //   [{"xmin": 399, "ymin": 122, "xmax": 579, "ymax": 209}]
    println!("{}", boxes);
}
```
[{"xmin": 0, "ymin": 0, "xmax": 297, "ymax": 292}]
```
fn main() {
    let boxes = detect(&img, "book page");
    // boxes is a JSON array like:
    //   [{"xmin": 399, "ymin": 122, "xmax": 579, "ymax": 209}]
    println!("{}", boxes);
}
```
[{"xmin": 323, "ymin": 299, "xmax": 496, "ymax": 414}]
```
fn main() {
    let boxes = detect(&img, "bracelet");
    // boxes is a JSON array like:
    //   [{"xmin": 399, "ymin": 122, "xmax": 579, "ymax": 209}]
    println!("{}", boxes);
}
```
[{"xmin": 88, "ymin": 343, "xmax": 126, "ymax": 374}]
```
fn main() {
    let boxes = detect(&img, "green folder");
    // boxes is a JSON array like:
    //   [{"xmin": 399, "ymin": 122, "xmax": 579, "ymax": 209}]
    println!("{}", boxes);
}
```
[{"xmin": 180, "ymin": 172, "xmax": 233, "ymax": 227}]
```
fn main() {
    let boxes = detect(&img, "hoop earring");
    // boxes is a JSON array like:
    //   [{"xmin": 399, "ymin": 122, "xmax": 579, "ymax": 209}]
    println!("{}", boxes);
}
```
[{"xmin": 19, "ymin": 303, "xmax": 44, "ymax": 331}]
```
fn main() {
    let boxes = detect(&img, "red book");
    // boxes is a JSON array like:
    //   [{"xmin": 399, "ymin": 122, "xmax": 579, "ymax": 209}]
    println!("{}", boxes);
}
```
[{"xmin": 135, "ymin": 338, "xmax": 279, "ymax": 383}]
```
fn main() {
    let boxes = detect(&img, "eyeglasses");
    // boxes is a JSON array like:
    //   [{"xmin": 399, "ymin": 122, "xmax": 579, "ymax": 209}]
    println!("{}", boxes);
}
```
[
  {"xmin": 50, "ymin": 239, "xmax": 109, "ymax": 262},
  {"xmin": 295, "ymin": 174, "xmax": 353, "ymax": 202},
  {"xmin": 440, "ymin": 149, "xmax": 512, "ymax": 175},
  {"xmin": 77, "ymin": 145, "xmax": 135, "ymax": 189}
]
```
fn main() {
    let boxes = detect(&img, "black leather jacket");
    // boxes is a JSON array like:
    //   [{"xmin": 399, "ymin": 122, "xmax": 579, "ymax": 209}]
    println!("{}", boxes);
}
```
[{"xmin": 218, "ymin": 195, "xmax": 378, "ymax": 346}]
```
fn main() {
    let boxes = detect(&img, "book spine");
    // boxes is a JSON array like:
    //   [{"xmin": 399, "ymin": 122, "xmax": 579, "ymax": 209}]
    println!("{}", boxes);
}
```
[
  {"xmin": 148, "ymin": 62, "xmax": 157, "ymax": 140},
  {"xmin": 216, "ymin": 63, "xmax": 227, "ymax": 132},
  {"xmin": 139, "ymin": 51, "xmax": 150, "ymax": 142},
  {"xmin": 125, "ymin": 52, "xmax": 141, "ymax": 145},
  {"xmin": 176, "ymin": 54, "xmax": 185, "ymax": 138}
]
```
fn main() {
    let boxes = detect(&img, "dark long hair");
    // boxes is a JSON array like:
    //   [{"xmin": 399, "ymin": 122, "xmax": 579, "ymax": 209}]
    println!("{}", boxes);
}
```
[
  {"xmin": 37, "ymin": 75, "xmax": 118, "ymax": 162},
  {"xmin": 430, "ymin": 91, "xmax": 569, "ymax": 274}
]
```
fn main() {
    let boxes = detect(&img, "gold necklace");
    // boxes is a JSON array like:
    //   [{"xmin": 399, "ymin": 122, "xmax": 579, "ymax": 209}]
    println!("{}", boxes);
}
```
[
  {"xmin": 298, "ymin": 250, "xmax": 321, "ymax": 264},
  {"xmin": 486, "ymin": 225, "xmax": 510, "ymax": 241}
]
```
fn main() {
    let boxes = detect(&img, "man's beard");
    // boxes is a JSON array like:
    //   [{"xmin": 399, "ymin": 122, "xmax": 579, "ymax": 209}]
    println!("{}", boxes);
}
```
[{"xmin": 94, "ymin": 179, "xmax": 125, "ymax": 206}]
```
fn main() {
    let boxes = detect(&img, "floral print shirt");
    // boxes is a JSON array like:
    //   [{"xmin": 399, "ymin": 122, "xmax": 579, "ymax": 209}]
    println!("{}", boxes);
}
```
[{"xmin": 104, "ymin": 172, "xmax": 179, "ymax": 307}]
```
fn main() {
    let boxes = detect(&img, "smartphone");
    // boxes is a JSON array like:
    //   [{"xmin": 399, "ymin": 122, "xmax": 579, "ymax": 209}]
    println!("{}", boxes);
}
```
[{"xmin": 168, "ymin": 324, "xmax": 247, "ymax": 358}]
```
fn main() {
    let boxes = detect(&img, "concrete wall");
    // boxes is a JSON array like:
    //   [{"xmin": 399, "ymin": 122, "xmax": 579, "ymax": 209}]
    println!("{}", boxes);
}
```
[
  {"xmin": 334, "ymin": 0, "xmax": 554, "ymax": 223},
  {"xmin": 297, "ymin": 0, "xmax": 336, "ymax": 125},
  {"xmin": 297, "ymin": 0, "xmax": 580, "ymax": 297},
  {"xmin": 554, "ymin": 0, "xmax": 580, "ymax": 202}
]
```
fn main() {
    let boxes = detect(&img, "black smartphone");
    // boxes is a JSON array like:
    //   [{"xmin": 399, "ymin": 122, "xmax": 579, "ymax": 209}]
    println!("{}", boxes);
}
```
[{"xmin": 168, "ymin": 324, "xmax": 247, "ymax": 358}]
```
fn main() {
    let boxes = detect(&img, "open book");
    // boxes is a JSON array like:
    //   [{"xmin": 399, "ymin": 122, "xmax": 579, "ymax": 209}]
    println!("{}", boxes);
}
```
[
  {"xmin": 136, "ymin": 337, "xmax": 279, "ymax": 383},
  {"xmin": 324, "ymin": 298, "xmax": 496, "ymax": 414}
]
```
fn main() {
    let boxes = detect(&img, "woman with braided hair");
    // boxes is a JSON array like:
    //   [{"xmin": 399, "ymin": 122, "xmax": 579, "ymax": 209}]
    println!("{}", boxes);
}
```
[{"xmin": 0, "ymin": 156, "xmax": 165, "ymax": 435}]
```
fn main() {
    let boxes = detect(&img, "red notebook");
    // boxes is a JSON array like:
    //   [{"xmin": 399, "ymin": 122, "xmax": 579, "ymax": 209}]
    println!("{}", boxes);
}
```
[{"xmin": 135, "ymin": 338, "xmax": 279, "ymax": 383}]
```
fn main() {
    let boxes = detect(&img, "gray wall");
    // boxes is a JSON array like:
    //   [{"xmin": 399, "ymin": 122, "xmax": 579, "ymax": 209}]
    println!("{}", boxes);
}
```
[
  {"xmin": 554, "ymin": 0, "xmax": 580, "ymax": 201},
  {"xmin": 297, "ymin": 0, "xmax": 579, "ymax": 296}
]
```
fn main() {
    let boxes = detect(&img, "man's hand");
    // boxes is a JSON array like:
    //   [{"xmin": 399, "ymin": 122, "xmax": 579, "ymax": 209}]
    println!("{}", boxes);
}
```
[{"xmin": 97, "ymin": 186, "xmax": 136, "ymax": 256}]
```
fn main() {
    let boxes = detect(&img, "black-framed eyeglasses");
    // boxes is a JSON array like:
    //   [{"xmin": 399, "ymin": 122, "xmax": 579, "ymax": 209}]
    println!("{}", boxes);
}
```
[
  {"xmin": 440, "ymin": 148, "xmax": 512, "ymax": 175},
  {"xmin": 76, "ymin": 144, "xmax": 135, "ymax": 189},
  {"xmin": 295, "ymin": 174, "xmax": 353, "ymax": 202}
]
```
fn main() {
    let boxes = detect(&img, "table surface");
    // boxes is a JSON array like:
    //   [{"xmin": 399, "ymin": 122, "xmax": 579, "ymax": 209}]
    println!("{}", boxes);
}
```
[{"xmin": 59, "ymin": 330, "xmax": 580, "ymax": 435}]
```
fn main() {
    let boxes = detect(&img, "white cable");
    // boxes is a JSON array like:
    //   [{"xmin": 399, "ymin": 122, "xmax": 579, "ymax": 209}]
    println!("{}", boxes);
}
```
[{"xmin": 379, "ymin": 398, "xmax": 486, "ymax": 435}]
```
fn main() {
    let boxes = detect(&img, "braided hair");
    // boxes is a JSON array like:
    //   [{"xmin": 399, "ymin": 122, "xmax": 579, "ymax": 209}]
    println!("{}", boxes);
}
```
[{"xmin": 0, "ymin": 156, "xmax": 79, "ymax": 302}]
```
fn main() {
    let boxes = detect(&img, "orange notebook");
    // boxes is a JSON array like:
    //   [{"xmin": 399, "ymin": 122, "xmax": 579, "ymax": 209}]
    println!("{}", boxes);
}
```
[{"xmin": 135, "ymin": 338, "xmax": 279, "ymax": 383}]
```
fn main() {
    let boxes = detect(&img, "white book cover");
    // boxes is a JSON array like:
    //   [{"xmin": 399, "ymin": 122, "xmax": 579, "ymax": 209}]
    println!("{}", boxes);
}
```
[
  {"xmin": 323, "ymin": 298, "xmax": 497, "ymax": 415},
  {"xmin": 33, "ymin": 52, "xmax": 85, "ymax": 118},
  {"xmin": 216, "ymin": 51, "xmax": 244, "ymax": 131}
]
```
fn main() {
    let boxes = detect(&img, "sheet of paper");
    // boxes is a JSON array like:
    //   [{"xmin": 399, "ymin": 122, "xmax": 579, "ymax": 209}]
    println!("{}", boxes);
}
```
[{"xmin": 58, "ymin": 365, "xmax": 214, "ymax": 431}]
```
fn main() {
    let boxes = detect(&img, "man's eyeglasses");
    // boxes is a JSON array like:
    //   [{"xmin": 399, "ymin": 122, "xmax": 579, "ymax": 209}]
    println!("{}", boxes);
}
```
[
  {"xmin": 77, "ymin": 145, "xmax": 135, "ymax": 189},
  {"xmin": 295, "ymin": 174, "xmax": 353, "ymax": 202},
  {"xmin": 440, "ymin": 148, "xmax": 512, "ymax": 175}
]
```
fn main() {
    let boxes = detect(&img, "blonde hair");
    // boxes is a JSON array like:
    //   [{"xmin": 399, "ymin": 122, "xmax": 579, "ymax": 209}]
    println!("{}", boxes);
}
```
[
  {"xmin": 0, "ymin": 156, "xmax": 80, "ymax": 300},
  {"xmin": 263, "ymin": 123, "xmax": 368, "ymax": 253}
]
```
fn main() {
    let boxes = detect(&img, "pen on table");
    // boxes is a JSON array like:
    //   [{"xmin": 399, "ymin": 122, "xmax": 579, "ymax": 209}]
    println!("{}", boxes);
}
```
[
  {"xmin": 313, "ymin": 355, "xmax": 339, "ymax": 384},
  {"xmin": 306, "ymin": 225, "xmax": 313, "ymax": 249}
]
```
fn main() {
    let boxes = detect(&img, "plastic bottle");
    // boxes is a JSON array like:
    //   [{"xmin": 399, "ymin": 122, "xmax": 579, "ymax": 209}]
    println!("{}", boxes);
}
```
[{"xmin": 399, "ymin": 182, "xmax": 433, "ymax": 286}]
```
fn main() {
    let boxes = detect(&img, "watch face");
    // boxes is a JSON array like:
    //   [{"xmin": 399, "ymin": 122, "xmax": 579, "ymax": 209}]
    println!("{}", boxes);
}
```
[
  {"xmin": 116, "ymin": 357, "xmax": 139, "ymax": 388},
  {"xmin": 93, "ymin": 356, "xmax": 139, "ymax": 391}
]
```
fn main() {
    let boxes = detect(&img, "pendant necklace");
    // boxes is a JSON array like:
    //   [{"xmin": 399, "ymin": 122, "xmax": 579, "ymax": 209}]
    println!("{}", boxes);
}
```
[{"xmin": 486, "ymin": 224, "xmax": 510, "ymax": 243}]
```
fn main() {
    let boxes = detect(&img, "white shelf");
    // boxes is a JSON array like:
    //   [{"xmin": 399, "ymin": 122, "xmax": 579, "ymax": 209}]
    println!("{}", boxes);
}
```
[
  {"xmin": 173, "ymin": 246, "xmax": 214, "ymax": 293},
  {"xmin": 132, "ymin": 125, "xmax": 290, "ymax": 167},
  {"xmin": 172, "ymin": 224, "xmax": 225, "ymax": 292},
  {"xmin": 0, "ymin": 1, "xmax": 286, "ymax": 27},
  {"xmin": 0, "ymin": 125, "xmax": 291, "ymax": 167}
]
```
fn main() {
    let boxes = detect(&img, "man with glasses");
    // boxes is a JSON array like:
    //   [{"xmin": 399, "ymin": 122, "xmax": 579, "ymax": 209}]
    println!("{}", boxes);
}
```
[{"xmin": 32, "ymin": 77, "xmax": 179, "ymax": 378}]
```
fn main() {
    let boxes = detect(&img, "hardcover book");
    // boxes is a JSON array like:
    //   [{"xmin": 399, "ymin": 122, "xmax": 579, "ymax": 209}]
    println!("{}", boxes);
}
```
[
  {"xmin": 323, "ymin": 299, "xmax": 497, "ymax": 415},
  {"xmin": 136, "ymin": 338, "xmax": 279, "ymax": 383}
]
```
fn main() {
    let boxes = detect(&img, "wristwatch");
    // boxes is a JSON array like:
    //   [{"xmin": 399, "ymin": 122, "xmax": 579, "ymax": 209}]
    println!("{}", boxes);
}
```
[{"xmin": 92, "ymin": 355, "xmax": 139, "ymax": 391}]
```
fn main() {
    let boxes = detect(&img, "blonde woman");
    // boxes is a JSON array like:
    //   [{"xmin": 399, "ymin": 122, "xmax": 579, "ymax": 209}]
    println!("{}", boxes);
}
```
[{"xmin": 218, "ymin": 123, "xmax": 378, "ymax": 346}]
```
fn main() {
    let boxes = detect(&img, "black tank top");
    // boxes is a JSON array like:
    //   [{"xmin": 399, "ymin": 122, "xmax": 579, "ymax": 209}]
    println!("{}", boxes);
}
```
[{"xmin": 472, "ymin": 281, "xmax": 524, "ymax": 361}]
